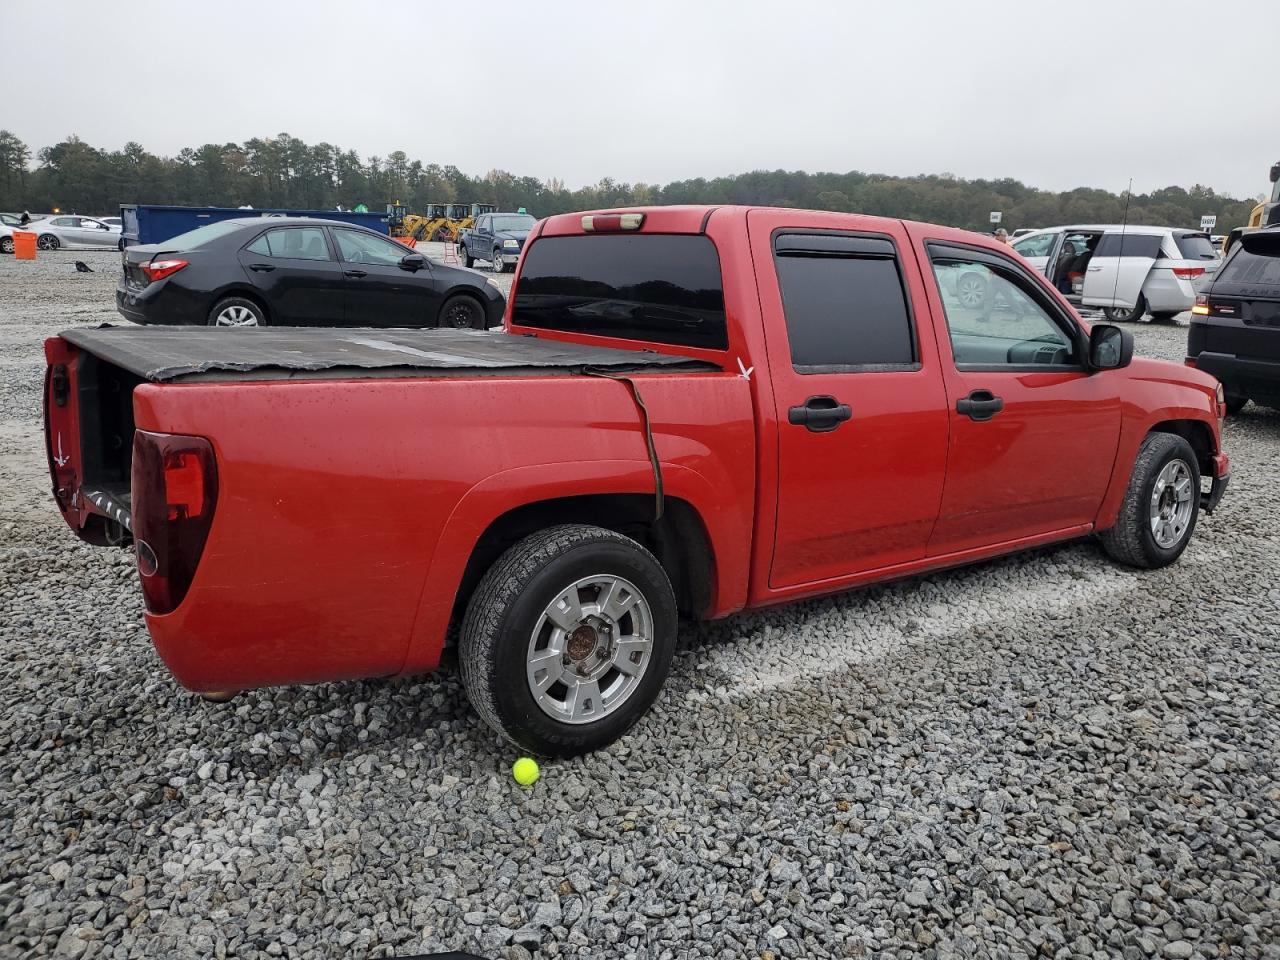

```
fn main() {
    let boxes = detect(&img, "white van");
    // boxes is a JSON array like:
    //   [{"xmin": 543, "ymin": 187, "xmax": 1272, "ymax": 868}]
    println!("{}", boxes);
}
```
[{"xmin": 1011, "ymin": 225, "xmax": 1220, "ymax": 322}]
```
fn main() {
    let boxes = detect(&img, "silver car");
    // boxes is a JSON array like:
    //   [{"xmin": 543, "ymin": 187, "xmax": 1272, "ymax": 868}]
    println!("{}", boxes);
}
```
[{"xmin": 31, "ymin": 215, "xmax": 122, "ymax": 251}]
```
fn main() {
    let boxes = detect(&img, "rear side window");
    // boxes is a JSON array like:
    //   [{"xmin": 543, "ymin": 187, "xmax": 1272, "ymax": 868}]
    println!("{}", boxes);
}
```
[
  {"xmin": 1174, "ymin": 234, "xmax": 1218, "ymax": 260},
  {"xmin": 248, "ymin": 227, "xmax": 331, "ymax": 261},
  {"xmin": 773, "ymin": 234, "xmax": 915, "ymax": 369},
  {"xmin": 1217, "ymin": 245, "xmax": 1280, "ymax": 285},
  {"xmin": 512, "ymin": 235, "xmax": 727, "ymax": 350},
  {"xmin": 1094, "ymin": 233, "xmax": 1163, "ymax": 258}
]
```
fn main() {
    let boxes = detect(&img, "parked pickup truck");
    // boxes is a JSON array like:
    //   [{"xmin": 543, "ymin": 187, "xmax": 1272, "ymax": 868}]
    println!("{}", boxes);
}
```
[
  {"xmin": 44, "ymin": 205, "xmax": 1231, "ymax": 756},
  {"xmin": 457, "ymin": 212, "xmax": 536, "ymax": 273}
]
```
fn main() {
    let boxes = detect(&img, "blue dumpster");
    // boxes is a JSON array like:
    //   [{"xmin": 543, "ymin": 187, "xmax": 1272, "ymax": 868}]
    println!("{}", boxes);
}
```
[{"xmin": 120, "ymin": 205, "xmax": 391, "ymax": 248}]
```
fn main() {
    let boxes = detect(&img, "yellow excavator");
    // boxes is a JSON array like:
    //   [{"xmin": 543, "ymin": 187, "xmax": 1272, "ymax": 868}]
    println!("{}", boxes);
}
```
[{"xmin": 1224, "ymin": 162, "xmax": 1280, "ymax": 253}]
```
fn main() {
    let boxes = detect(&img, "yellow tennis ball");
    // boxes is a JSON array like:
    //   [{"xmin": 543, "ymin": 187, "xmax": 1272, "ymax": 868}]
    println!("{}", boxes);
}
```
[{"xmin": 512, "ymin": 757, "xmax": 540, "ymax": 786}]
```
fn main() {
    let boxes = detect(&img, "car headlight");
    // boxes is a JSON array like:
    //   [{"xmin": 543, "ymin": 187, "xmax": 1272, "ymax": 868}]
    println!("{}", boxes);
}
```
[
  {"xmin": 503, "ymin": 239, "xmax": 519, "ymax": 248},
  {"xmin": 485, "ymin": 277, "xmax": 503, "ymax": 291}
]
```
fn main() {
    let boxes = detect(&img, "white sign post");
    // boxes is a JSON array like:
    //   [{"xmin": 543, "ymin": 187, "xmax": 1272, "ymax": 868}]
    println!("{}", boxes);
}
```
[{"xmin": 1200, "ymin": 214, "xmax": 1217, "ymax": 232}]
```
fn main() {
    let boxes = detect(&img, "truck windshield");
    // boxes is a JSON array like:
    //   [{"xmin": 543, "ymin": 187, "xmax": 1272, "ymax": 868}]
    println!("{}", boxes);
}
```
[
  {"xmin": 491, "ymin": 215, "xmax": 535, "ymax": 232},
  {"xmin": 512, "ymin": 235, "xmax": 727, "ymax": 350},
  {"xmin": 158, "ymin": 220, "xmax": 247, "ymax": 250}
]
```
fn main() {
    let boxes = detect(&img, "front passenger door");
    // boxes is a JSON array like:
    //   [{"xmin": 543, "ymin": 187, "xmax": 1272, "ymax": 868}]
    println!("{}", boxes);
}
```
[
  {"xmin": 921, "ymin": 241, "xmax": 1122, "ymax": 555},
  {"xmin": 333, "ymin": 228, "xmax": 441, "ymax": 326}
]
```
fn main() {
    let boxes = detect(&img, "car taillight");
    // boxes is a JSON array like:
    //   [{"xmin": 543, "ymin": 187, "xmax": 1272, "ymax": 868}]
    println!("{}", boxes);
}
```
[
  {"xmin": 131, "ymin": 431, "xmax": 218, "ymax": 615},
  {"xmin": 1173, "ymin": 266, "xmax": 1205, "ymax": 279},
  {"xmin": 1192, "ymin": 294, "xmax": 1209, "ymax": 316},
  {"xmin": 141, "ymin": 258, "xmax": 188, "ymax": 282}
]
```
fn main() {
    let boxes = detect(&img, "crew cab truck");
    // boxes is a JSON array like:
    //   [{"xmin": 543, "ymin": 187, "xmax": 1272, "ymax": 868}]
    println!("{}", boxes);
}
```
[{"xmin": 44, "ymin": 206, "xmax": 1231, "ymax": 756}]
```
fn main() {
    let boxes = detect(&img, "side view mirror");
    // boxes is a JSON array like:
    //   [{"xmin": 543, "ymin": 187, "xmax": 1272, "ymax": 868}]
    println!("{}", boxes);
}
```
[
  {"xmin": 399, "ymin": 253, "xmax": 426, "ymax": 272},
  {"xmin": 1088, "ymin": 323, "xmax": 1133, "ymax": 370}
]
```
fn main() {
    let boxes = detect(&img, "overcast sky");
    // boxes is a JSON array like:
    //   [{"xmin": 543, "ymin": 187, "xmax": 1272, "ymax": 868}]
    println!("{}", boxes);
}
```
[{"xmin": 5, "ymin": 1, "xmax": 1275, "ymax": 199}]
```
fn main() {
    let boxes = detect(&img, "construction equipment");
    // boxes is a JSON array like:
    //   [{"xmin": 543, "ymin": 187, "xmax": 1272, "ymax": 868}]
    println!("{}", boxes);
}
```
[
  {"xmin": 446, "ymin": 202, "xmax": 498, "ymax": 241},
  {"xmin": 1224, "ymin": 162, "xmax": 1280, "ymax": 253},
  {"xmin": 385, "ymin": 200, "xmax": 410, "ymax": 238}
]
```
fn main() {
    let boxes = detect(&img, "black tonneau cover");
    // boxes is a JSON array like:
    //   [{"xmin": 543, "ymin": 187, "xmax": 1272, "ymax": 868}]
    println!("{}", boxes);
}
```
[{"xmin": 60, "ymin": 325, "xmax": 717, "ymax": 383}]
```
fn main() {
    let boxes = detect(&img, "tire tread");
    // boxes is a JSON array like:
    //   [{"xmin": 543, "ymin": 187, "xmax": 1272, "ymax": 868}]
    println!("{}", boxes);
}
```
[{"xmin": 1099, "ymin": 432, "xmax": 1197, "ymax": 568}]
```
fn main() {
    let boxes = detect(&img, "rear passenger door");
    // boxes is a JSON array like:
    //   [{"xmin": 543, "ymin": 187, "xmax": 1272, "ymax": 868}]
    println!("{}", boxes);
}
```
[
  {"xmin": 238, "ymin": 226, "xmax": 346, "ymax": 325},
  {"xmin": 748, "ymin": 211, "xmax": 950, "ymax": 588},
  {"xmin": 1082, "ymin": 232, "xmax": 1161, "ymax": 309}
]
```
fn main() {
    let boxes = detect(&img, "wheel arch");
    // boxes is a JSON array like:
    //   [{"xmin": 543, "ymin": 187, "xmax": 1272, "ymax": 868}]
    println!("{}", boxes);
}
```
[
  {"xmin": 397, "ymin": 461, "xmax": 743, "ymax": 676},
  {"xmin": 1148, "ymin": 418, "xmax": 1215, "ymax": 477},
  {"xmin": 210, "ymin": 286, "xmax": 272, "ymax": 323}
]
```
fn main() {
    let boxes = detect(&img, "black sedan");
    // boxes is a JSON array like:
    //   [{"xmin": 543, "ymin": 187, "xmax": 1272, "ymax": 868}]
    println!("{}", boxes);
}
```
[{"xmin": 116, "ymin": 218, "xmax": 505, "ymax": 329}]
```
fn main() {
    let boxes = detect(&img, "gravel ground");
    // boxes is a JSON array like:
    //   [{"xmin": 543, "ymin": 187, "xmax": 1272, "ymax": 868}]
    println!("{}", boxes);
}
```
[{"xmin": 1, "ymin": 249, "xmax": 1278, "ymax": 960}]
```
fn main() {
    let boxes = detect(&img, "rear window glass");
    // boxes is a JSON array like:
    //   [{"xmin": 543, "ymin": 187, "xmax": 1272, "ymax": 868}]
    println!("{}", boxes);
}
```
[
  {"xmin": 512, "ymin": 235, "xmax": 727, "ymax": 350},
  {"xmin": 1174, "ymin": 234, "xmax": 1218, "ymax": 260},
  {"xmin": 159, "ymin": 220, "xmax": 245, "ymax": 250},
  {"xmin": 774, "ymin": 238, "xmax": 915, "ymax": 368},
  {"xmin": 1094, "ymin": 233, "xmax": 1163, "ymax": 258},
  {"xmin": 1218, "ymin": 245, "xmax": 1280, "ymax": 285}
]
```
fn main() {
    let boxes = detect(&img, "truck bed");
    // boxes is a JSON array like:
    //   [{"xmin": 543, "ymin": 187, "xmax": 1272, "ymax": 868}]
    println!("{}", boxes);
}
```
[{"xmin": 59, "ymin": 325, "xmax": 716, "ymax": 382}]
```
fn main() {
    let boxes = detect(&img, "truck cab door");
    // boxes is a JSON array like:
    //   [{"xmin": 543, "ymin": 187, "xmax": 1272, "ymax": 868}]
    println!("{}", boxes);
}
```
[
  {"xmin": 475, "ymin": 217, "xmax": 492, "ymax": 259},
  {"xmin": 747, "ymin": 210, "xmax": 950, "ymax": 589},
  {"xmin": 1082, "ymin": 231, "xmax": 1161, "ymax": 309}
]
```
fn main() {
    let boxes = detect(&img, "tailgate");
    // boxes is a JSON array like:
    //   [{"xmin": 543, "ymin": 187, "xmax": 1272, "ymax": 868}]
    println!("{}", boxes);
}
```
[{"xmin": 44, "ymin": 336, "xmax": 142, "ymax": 545}]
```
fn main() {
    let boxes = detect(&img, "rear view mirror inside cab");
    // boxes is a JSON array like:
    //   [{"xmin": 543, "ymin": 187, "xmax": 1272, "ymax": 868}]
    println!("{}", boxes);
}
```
[{"xmin": 1089, "ymin": 324, "xmax": 1134, "ymax": 370}]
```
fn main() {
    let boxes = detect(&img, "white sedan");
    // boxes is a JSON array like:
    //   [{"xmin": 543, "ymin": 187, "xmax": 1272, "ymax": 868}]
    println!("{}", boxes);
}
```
[{"xmin": 29, "ymin": 215, "xmax": 122, "ymax": 251}]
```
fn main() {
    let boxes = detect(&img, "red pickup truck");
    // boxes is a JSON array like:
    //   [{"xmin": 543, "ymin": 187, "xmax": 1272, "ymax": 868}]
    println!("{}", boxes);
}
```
[{"xmin": 44, "ymin": 206, "xmax": 1230, "ymax": 756}]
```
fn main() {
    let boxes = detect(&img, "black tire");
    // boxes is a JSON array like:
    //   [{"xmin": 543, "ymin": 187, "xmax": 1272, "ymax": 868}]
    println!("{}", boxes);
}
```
[
  {"xmin": 1104, "ymin": 294, "xmax": 1147, "ymax": 323},
  {"xmin": 458, "ymin": 244, "xmax": 474, "ymax": 268},
  {"xmin": 1149, "ymin": 311, "xmax": 1179, "ymax": 324},
  {"xmin": 0, "ymin": 236, "xmax": 12, "ymax": 255},
  {"xmin": 439, "ymin": 294, "xmax": 486, "ymax": 329},
  {"xmin": 459, "ymin": 524, "xmax": 677, "ymax": 757},
  {"xmin": 37, "ymin": 234, "xmax": 59, "ymax": 251},
  {"xmin": 1099, "ymin": 432, "xmax": 1200, "ymax": 569},
  {"xmin": 117, "ymin": 238, "xmax": 125, "ymax": 252},
  {"xmin": 207, "ymin": 296, "xmax": 266, "ymax": 328},
  {"xmin": 1225, "ymin": 395, "xmax": 1248, "ymax": 416}
]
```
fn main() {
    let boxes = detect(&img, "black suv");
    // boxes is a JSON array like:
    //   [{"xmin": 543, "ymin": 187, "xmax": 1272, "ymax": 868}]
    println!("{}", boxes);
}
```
[{"xmin": 1188, "ymin": 227, "xmax": 1280, "ymax": 413}]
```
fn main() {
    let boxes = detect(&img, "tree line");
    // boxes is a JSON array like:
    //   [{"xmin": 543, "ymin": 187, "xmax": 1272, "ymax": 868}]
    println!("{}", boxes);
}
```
[{"xmin": 0, "ymin": 130, "xmax": 1258, "ymax": 234}]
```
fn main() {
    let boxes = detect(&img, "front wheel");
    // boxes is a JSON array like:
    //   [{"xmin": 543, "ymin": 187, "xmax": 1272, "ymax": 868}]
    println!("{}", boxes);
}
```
[
  {"xmin": 1104, "ymin": 294, "xmax": 1147, "ymax": 323},
  {"xmin": 0, "ymin": 236, "xmax": 13, "ymax": 255},
  {"xmin": 1225, "ymin": 395, "xmax": 1248, "ymax": 416},
  {"xmin": 1099, "ymin": 432, "xmax": 1200, "ymax": 569},
  {"xmin": 37, "ymin": 234, "xmax": 59, "ymax": 251},
  {"xmin": 458, "ymin": 243, "xmax": 474, "ymax": 268},
  {"xmin": 491, "ymin": 249, "xmax": 506, "ymax": 273},
  {"xmin": 460, "ymin": 524, "xmax": 677, "ymax": 757},
  {"xmin": 439, "ymin": 294, "xmax": 486, "ymax": 329}
]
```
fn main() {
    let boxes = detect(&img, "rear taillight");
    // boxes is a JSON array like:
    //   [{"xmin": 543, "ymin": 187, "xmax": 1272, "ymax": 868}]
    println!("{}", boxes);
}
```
[
  {"xmin": 1173, "ymin": 266, "xmax": 1205, "ymax": 279},
  {"xmin": 142, "ymin": 259, "xmax": 188, "ymax": 282},
  {"xmin": 131, "ymin": 431, "xmax": 218, "ymax": 615},
  {"xmin": 1192, "ymin": 294, "xmax": 1209, "ymax": 316}
]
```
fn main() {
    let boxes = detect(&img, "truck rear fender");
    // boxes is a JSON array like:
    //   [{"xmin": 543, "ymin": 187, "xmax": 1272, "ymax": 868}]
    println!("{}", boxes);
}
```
[{"xmin": 398, "ymin": 460, "xmax": 749, "ymax": 676}]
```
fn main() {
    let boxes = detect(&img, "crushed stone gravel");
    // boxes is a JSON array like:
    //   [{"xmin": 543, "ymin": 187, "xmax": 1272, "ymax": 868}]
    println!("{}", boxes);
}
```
[{"xmin": 1, "ymin": 248, "xmax": 1277, "ymax": 959}]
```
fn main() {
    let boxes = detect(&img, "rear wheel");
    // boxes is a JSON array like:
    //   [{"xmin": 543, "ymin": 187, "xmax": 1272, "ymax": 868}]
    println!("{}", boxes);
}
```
[
  {"xmin": 1099, "ymin": 432, "xmax": 1200, "ymax": 569},
  {"xmin": 208, "ymin": 296, "xmax": 266, "ymax": 328},
  {"xmin": 1225, "ymin": 395, "xmax": 1249, "ymax": 415},
  {"xmin": 439, "ymin": 294, "xmax": 486, "ymax": 329},
  {"xmin": 0, "ymin": 236, "xmax": 12, "ymax": 255},
  {"xmin": 1149, "ymin": 311, "xmax": 1179, "ymax": 324},
  {"xmin": 458, "ymin": 243, "xmax": 474, "ymax": 268},
  {"xmin": 459, "ymin": 524, "xmax": 677, "ymax": 757},
  {"xmin": 37, "ymin": 234, "xmax": 59, "ymax": 251},
  {"xmin": 1104, "ymin": 294, "xmax": 1147, "ymax": 323}
]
